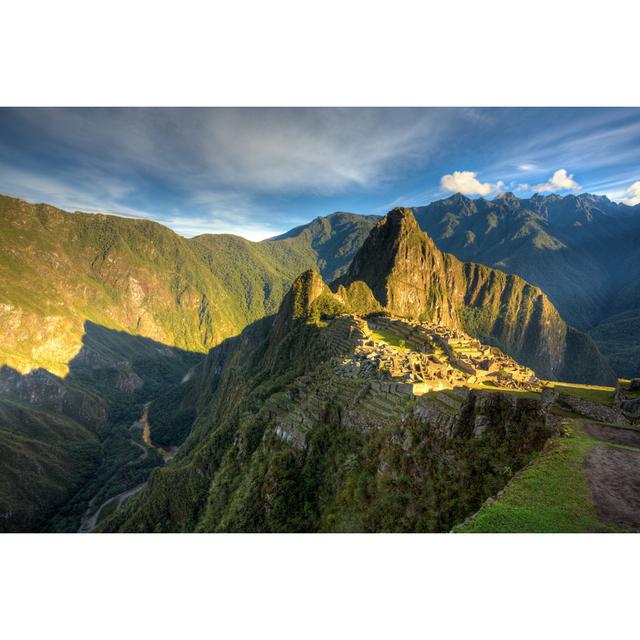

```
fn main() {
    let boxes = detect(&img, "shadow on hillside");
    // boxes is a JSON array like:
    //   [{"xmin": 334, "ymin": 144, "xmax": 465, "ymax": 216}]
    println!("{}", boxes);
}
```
[
  {"xmin": 0, "ymin": 321, "xmax": 208, "ymax": 532},
  {"xmin": 0, "ymin": 320, "xmax": 205, "ymax": 429}
]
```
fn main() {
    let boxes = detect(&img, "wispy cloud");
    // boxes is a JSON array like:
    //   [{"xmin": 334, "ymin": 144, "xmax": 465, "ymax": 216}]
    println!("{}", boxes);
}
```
[
  {"xmin": 1, "ymin": 108, "xmax": 639, "ymax": 235},
  {"xmin": 0, "ymin": 163, "xmax": 137, "ymax": 214},
  {"xmin": 8, "ymin": 108, "xmax": 457, "ymax": 194}
]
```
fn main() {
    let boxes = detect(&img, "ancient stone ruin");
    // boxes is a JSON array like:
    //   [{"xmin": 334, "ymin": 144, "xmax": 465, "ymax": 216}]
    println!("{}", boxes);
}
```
[{"xmin": 335, "ymin": 314, "xmax": 540, "ymax": 395}]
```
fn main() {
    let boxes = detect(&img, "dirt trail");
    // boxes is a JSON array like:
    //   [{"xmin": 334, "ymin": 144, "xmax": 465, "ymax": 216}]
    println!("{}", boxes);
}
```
[
  {"xmin": 584, "ymin": 447, "xmax": 640, "ymax": 531},
  {"xmin": 582, "ymin": 421, "xmax": 640, "ymax": 532},
  {"xmin": 583, "ymin": 422, "xmax": 640, "ymax": 448}
]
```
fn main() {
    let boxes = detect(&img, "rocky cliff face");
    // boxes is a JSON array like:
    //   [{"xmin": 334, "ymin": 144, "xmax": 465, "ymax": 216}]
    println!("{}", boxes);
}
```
[
  {"xmin": 334, "ymin": 208, "xmax": 614, "ymax": 384},
  {"xmin": 335, "ymin": 209, "xmax": 458, "ymax": 325},
  {"xmin": 0, "ymin": 365, "xmax": 108, "ymax": 430}
]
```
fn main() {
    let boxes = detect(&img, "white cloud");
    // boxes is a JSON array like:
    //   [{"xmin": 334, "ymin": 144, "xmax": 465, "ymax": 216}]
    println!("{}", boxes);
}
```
[
  {"xmin": 518, "ymin": 163, "xmax": 537, "ymax": 171},
  {"xmin": 533, "ymin": 169, "xmax": 581, "ymax": 193},
  {"xmin": 440, "ymin": 171, "xmax": 496, "ymax": 196},
  {"xmin": 622, "ymin": 181, "xmax": 640, "ymax": 206}
]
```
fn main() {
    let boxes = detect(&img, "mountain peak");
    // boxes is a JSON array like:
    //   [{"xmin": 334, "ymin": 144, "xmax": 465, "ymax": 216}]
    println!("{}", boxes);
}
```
[
  {"xmin": 286, "ymin": 269, "xmax": 328, "ymax": 320},
  {"xmin": 333, "ymin": 206, "xmax": 456, "ymax": 323},
  {"xmin": 494, "ymin": 191, "xmax": 519, "ymax": 206},
  {"xmin": 383, "ymin": 207, "xmax": 421, "ymax": 232}
]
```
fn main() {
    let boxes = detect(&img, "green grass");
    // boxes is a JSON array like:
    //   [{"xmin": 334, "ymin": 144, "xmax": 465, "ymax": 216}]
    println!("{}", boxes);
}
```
[
  {"xmin": 467, "ymin": 381, "xmax": 542, "ymax": 398},
  {"xmin": 457, "ymin": 420, "xmax": 622, "ymax": 533},
  {"xmin": 368, "ymin": 327, "xmax": 410, "ymax": 352},
  {"xmin": 548, "ymin": 382, "xmax": 615, "ymax": 406}
]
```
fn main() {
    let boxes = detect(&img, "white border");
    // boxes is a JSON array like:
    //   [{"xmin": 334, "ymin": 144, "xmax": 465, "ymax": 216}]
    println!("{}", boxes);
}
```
[
  {"xmin": 1, "ymin": 0, "xmax": 639, "ymax": 106},
  {"xmin": 2, "ymin": 1, "xmax": 639, "ymax": 638},
  {"xmin": 2, "ymin": 533, "xmax": 639, "ymax": 639}
]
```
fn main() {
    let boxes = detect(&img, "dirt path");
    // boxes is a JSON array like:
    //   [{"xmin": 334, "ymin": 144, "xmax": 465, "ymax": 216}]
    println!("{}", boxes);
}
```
[
  {"xmin": 582, "ymin": 421, "xmax": 640, "ymax": 532},
  {"xmin": 584, "ymin": 447, "xmax": 640, "ymax": 531},
  {"xmin": 583, "ymin": 422, "xmax": 640, "ymax": 448},
  {"xmin": 78, "ymin": 402, "xmax": 178, "ymax": 532},
  {"xmin": 79, "ymin": 482, "xmax": 147, "ymax": 533},
  {"xmin": 78, "ymin": 404, "xmax": 154, "ymax": 532}
]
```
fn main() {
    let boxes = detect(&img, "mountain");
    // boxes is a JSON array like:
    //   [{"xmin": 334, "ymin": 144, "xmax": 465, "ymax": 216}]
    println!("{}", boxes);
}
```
[
  {"xmin": 0, "ymin": 195, "xmax": 375, "ymax": 530},
  {"xmin": 411, "ymin": 192, "xmax": 640, "ymax": 377},
  {"xmin": 0, "ymin": 196, "xmax": 376, "ymax": 378},
  {"xmin": 269, "ymin": 211, "xmax": 381, "ymax": 280},
  {"xmin": 334, "ymin": 208, "xmax": 614, "ymax": 384},
  {"xmin": 97, "ymin": 208, "xmax": 624, "ymax": 533}
]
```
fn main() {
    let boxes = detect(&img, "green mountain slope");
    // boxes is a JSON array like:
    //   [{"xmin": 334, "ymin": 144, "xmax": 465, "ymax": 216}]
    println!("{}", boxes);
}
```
[
  {"xmin": 0, "ymin": 196, "xmax": 376, "ymax": 530},
  {"xmin": 0, "ymin": 397, "xmax": 101, "ymax": 532},
  {"xmin": 0, "ymin": 196, "xmax": 375, "ymax": 377},
  {"xmin": 269, "ymin": 212, "xmax": 381, "ymax": 280},
  {"xmin": 0, "ymin": 195, "xmax": 624, "ymax": 530}
]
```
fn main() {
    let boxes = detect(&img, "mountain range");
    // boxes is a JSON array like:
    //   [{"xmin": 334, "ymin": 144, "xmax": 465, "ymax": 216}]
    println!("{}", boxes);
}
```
[
  {"xmin": 0, "ymin": 191, "xmax": 638, "ymax": 531},
  {"xmin": 411, "ymin": 192, "xmax": 640, "ymax": 377}
]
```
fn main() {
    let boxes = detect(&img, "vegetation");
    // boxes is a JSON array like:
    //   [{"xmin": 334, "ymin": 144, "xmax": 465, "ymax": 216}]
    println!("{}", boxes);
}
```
[
  {"xmin": 0, "ymin": 196, "xmax": 375, "ymax": 378},
  {"xmin": 0, "ymin": 196, "xmax": 377, "ymax": 531},
  {"xmin": 100, "ymin": 285, "xmax": 556, "ymax": 533},
  {"xmin": 0, "ymin": 398, "xmax": 102, "ymax": 531},
  {"xmin": 368, "ymin": 327, "xmax": 410, "ymax": 352},
  {"xmin": 334, "ymin": 208, "xmax": 614, "ymax": 385},
  {"xmin": 1, "ymin": 194, "xmax": 637, "ymax": 533}
]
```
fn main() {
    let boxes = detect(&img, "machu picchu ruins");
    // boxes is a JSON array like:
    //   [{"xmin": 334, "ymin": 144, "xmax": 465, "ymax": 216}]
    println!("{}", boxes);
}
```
[
  {"xmin": 334, "ymin": 314, "xmax": 540, "ymax": 394},
  {"xmin": 272, "ymin": 311, "xmax": 543, "ymax": 449}
]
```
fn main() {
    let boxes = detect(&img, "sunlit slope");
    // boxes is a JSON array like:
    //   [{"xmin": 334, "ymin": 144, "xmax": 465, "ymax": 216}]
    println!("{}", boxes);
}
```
[
  {"xmin": 0, "ymin": 196, "xmax": 375, "ymax": 376},
  {"xmin": 334, "ymin": 208, "xmax": 615, "ymax": 384}
]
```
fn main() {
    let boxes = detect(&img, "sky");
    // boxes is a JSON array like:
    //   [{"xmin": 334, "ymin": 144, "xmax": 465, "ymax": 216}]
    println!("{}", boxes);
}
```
[{"xmin": 1, "ymin": 107, "xmax": 639, "ymax": 241}]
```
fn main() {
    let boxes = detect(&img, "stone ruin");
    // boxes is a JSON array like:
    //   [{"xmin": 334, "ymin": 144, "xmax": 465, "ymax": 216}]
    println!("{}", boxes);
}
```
[{"xmin": 334, "ymin": 314, "xmax": 540, "ymax": 394}]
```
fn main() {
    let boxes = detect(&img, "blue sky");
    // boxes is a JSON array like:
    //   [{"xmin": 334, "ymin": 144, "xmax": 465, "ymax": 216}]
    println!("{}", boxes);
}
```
[{"xmin": 1, "ymin": 107, "xmax": 639, "ymax": 240}]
